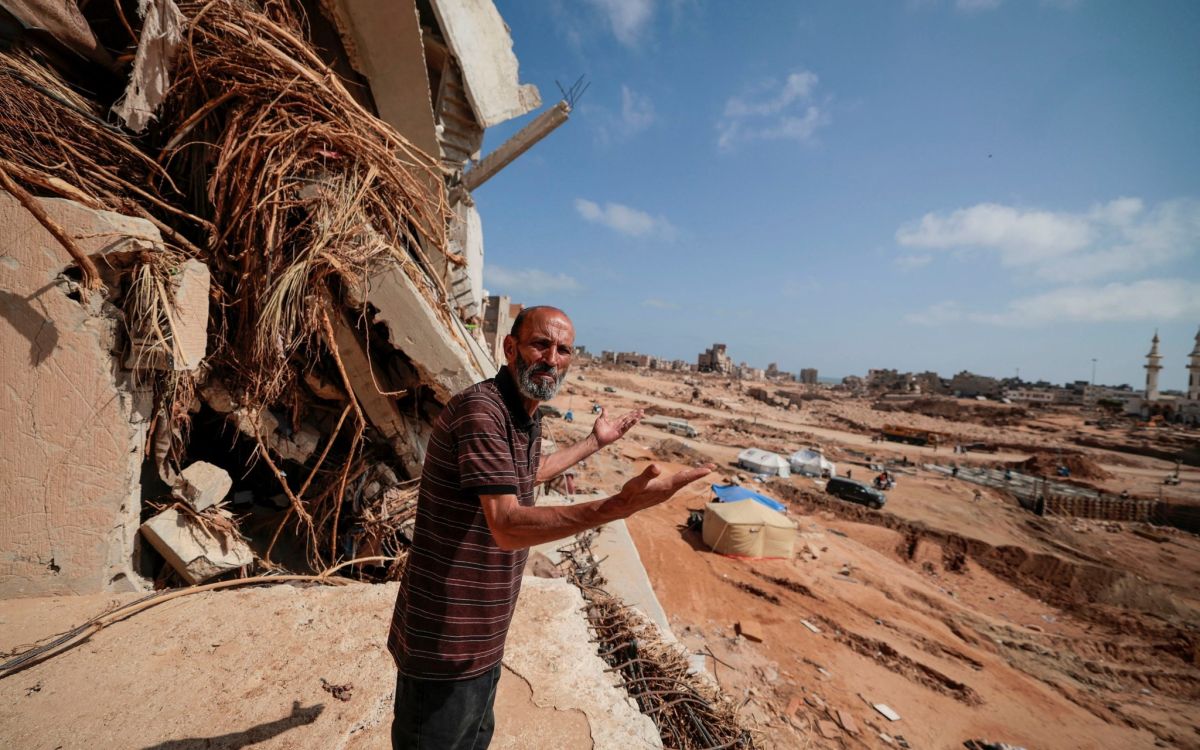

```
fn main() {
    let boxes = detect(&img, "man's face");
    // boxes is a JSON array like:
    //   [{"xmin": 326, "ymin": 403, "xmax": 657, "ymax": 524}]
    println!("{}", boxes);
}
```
[{"xmin": 504, "ymin": 309, "xmax": 575, "ymax": 402}]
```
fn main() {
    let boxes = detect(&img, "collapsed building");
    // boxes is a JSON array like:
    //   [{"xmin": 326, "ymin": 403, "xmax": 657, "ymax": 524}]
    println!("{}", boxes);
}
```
[{"xmin": 0, "ymin": 0, "xmax": 576, "ymax": 597}]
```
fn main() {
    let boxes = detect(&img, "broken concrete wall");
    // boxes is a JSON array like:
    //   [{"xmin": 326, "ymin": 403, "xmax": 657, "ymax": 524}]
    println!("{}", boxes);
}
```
[
  {"xmin": 320, "ymin": 0, "xmax": 440, "ymax": 159},
  {"xmin": 0, "ymin": 194, "xmax": 154, "ymax": 598},
  {"xmin": 427, "ymin": 0, "xmax": 540, "ymax": 128}
]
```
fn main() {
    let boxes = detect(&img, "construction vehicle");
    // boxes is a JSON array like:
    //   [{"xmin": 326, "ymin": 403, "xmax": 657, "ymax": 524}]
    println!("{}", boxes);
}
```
[{"xmin": 879, "ymin": 424, "xmax": 940, "ymax": 447}]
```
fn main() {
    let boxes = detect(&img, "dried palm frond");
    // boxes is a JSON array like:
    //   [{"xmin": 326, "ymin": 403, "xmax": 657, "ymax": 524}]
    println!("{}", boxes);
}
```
[
  {"xmin": 159, "ymin": 0, "xmax": 453, "ymax": 410},
  {"xmin": 0, "ymin": 46, "xmax": 209, "ymax": 252}
]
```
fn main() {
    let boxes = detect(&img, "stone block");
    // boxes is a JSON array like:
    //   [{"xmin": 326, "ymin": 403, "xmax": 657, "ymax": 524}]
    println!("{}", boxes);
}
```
[
  {"xmin": 172, "ymin": 461, "xmax": 232, "ymax": 511},
  {"xmin": 140, "ymin": 509, "xmax": 253, "ymax": 584}
]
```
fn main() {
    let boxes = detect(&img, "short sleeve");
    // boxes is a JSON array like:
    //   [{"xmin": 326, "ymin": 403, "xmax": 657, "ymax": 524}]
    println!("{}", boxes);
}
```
[{"xmin": 453, "ymin": 394, "xmax": 518, "ymax": 496}]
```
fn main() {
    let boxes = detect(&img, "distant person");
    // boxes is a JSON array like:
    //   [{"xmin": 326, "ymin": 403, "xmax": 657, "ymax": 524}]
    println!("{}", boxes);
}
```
[
  {"xmin": 387, "ymin": 306, "xmax": 712, "ymax": 749},
  {"xmin": 973, "ymin": 489, "xmax": 983, "ymax": 503},
  {"xmin": 846, "ymin": 468, "xmax": 853, "ymax": 479},
  {"xmin": 1003, "ymin": 468, "xmax": 1013, "ymax": 481},
  {"xmin": 1120, "ymin": 489, "xmax": 1130, "ymax": 500},
  {"xmin": 951, "ymin": 464, "xmax": 959, "ymax": 478}
]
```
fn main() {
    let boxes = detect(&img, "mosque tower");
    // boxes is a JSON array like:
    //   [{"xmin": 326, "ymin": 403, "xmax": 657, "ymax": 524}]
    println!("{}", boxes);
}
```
[
  {"xmin": 1188, "ymin": 326, "xmax": 1200, "ymax": 401},
  {"xmin": 1144, "ymin": 330, "xmax": 1163, "ymax": 401}
]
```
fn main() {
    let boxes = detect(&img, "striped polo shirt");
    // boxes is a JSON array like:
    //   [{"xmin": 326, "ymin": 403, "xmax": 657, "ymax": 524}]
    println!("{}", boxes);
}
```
[{"xmin": 388, "ymin": 366, "xmax": 542, "ymax": 680}]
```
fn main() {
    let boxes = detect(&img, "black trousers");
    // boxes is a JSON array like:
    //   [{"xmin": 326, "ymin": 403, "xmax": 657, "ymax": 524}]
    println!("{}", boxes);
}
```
[{"xmin": 391, "ymin": 665, "xmax": 502, "ymax": 750}]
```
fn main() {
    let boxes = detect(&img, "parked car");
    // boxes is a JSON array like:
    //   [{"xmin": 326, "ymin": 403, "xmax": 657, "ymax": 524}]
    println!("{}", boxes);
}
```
[
  {"xmin": 603, "ymin": 386, "xmax": 617, "ymax": 393},
  {"xmin": 537, "ymin": 404, "xmax": 563, "ymax": 418},
  {"xmin": 825, "ymin": 476, "xmax": 886, "ymax": 510}
]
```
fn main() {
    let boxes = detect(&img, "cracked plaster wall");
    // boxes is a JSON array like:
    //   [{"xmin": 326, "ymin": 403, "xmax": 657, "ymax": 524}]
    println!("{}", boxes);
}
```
[{"xmin": 0, "ymin": 195, "xmax": 154, "ymax": 598}]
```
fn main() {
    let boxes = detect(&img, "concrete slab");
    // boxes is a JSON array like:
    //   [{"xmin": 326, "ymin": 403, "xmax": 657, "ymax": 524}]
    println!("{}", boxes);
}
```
[
  {"xmin": 427, "ymin": 0, "xmax": 540, "ymax": 128},
  {"xmin": 500, "ymin": 576, "xmax": 662, "ymax": 749},
  {"xmin": 0, "ymin": 195, "xmax": 153, "ymax": 598}
]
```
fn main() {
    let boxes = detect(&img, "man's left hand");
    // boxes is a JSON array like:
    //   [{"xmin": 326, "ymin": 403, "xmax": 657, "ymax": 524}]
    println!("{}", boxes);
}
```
[{"xmin": 592, "ymin": 407, "xmax": 643, "ymax": 448}]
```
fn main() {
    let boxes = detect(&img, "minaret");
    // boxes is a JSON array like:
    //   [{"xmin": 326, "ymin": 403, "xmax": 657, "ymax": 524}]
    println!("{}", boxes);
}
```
[
  {"xmin": 1187, "ymin": 326, "xmax": 1200, "ymax": 401},
  {"xmin": 1144, "ymin": 330, "xmax": 1163, "ymax": 401}
]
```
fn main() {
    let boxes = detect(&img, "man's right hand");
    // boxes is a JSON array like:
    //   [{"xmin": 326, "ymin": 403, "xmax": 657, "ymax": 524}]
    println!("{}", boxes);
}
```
[{"xmin": 612, "ymin": 463, "xmax": 715, "ymax": 517}]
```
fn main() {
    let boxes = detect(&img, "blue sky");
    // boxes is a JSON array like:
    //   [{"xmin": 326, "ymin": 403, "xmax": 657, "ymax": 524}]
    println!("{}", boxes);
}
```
[{"xmin": 474, "ymin": 0, "xmax": 1200, "ymax": 390}]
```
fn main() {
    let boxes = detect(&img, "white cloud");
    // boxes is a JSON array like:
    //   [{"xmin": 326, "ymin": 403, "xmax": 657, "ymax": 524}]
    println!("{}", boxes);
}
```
[
  {"xmin": 718, "ymin": 70, "xmax": 830, "ymax": 150},
  {"xmin": 620, "ymin": 85, "xmax": 656, "ymax": 133},
  {"xmin": 905, "ymin": 280, "xmax": 1200, "ymax": 327},
  {"xmin": 484, "ymin": 266, "xmax": 581, "ymax": 296},
  {"xmin": 574, "ymin": 198, "xmax": 677, "ymax": 239},
  {"xmin": 586, "ymin": 0, "xmax": 653, "ymax": 47},
  {"xmin": 642, "ymin": 298, "xmax": 679, "ymax": 309},
  {"xmin": 896, "ymin": 197, "xmax": 1200, "ymax": 281},
  {"xmin": 975, "ymin": 280, "xmax": 1200, "ymax": 326}
]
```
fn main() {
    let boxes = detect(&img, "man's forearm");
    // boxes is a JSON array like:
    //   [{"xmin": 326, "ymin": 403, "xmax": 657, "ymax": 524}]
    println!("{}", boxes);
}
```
[
  {"xmin": 481, "ymin": 492, "xmax": 628, "ymax": 550},
  {"xmin": 536, "ymin": 434, "xmax": 601, "ymax": 482}
]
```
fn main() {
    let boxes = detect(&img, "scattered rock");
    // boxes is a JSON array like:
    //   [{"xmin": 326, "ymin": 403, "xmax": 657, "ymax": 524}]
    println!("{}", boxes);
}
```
[
  {"xmin": 817, "ymin": 720, "xmax": 840, "ymax": 739},
  {"xmin": 172, "ymin": 461, "xmax": 232, "ymax": 511}
]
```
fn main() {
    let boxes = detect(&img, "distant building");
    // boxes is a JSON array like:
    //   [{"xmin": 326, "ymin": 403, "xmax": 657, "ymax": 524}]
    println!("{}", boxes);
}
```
[
  {"xmin": 866, "ymin": 369, "xmax": 914, "ymax": 393},
  {"xmin": 481, "ymin": 295, "xmax": 517, "ymax": 366},
  {"xmin": 600, "ymin": 350, "xmax": 616, "ymax": 364},
  {"xmin": 616, "ymin": 351, "xmax": 652, "ymax": 368},
  {"xmin": 913, "ymin": 371, "xmax": 946, "ymax": 395},
  {"xmin": 948, "ymin": 371, "xmax": 1000, "ymax": 398},
  {"xmin": 698, "ymin": 343, "xmax": 732, "ymax": 374},
  {"xmin": 1004, "ymin": 388, "xmax": 1057, "ymax": 405},
  {"xmin": 799, "ymin": 368, "xmax": 818, "ymax": 385}
]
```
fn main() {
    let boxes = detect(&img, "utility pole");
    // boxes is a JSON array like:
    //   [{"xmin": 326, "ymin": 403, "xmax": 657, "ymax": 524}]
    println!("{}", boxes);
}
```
[{"xmin": 1091, "ymin": 358, "xmax": 1097, "ymax": 386}]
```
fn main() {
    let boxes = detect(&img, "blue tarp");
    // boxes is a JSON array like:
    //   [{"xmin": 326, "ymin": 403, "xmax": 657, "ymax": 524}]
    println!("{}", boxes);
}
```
[{"xmin": 710, "ymin": 484, "xmax": 787, "ymax": 513}]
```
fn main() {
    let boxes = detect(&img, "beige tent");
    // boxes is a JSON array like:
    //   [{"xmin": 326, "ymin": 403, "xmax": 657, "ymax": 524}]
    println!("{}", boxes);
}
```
[{"xmin": 701, "ymin": 501, "xmax": 797, "ymax": 559}]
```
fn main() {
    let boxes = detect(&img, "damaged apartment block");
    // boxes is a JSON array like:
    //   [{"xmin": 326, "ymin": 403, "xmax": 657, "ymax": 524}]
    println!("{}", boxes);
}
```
[{"xmin": 0, "ymin": 0, "xmax": 574, "ymax": 596}]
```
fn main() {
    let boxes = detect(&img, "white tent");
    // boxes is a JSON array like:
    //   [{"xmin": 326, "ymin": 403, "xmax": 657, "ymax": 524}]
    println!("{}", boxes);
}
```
[
  {"xmin": 789, "ymin": 448, "xmax": 835, "ymax": 477},
  {"xmin": 737, "ymin": 448, "xmax": 790, "ymax": 477}
]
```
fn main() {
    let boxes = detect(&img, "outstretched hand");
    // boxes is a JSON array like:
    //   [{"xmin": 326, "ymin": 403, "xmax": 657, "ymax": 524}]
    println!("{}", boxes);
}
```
[
  {"xmin": 614, "ymin": 462, "xmax": 715, "ymax": 517},
  {"xmin": 592, "ymin": 407, "xmax": 644, "ymax": 448}
]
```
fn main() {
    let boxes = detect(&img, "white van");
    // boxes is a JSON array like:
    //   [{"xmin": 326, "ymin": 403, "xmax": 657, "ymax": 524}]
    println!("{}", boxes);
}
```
[{"xmin": 665, "ymin": 419, "xmax": 699, "ymax": 438}]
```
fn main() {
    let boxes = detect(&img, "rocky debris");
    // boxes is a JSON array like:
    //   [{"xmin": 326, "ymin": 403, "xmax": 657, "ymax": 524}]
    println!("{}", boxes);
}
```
[
  {"xmin": 139, "ymin": 509, "xmax": 253, "ymax": 584},
  {"xmin": 171, "ymin": 461, "xmax": 232, "ymax": 511},
  {"xmin": 735, "ymin": 619, "xmax": 764, "ymax": 643}
]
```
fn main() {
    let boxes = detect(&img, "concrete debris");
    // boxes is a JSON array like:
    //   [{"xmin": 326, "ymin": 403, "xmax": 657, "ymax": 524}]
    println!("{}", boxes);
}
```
[
  {"xmin": 735, "ymin": 619, "xmax": 764, "ymax": 643},
  {"xmin": 230, "ymin": 408, "xmax": 320, "ymax": 464},
  {"xmin": 172, "ymin": 461, "xmax": 232, "ymax": 511},
  {"xmin": 426, "ymin": 0, "xmax": 541, "ymax": 128},
  {"xmin": 139, "ymin": 509, "xmax": 253, "ymax": 584},
  {"xmin": 873, "ymin": 703, "xmax": 901, "ymax": 721},
  {"xmin": 836, "ymin": 709, "xmax": 859, "ymax": 735},
  {"xmin": 801, "ymin": 619, "xmax": 821, "ymax": 634}
]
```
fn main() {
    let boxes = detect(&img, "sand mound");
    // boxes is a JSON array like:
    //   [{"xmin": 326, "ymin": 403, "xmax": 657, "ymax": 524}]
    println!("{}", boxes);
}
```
[
  {"xmin": 651, "ymin": 438, "xmax": 711, "ymax": 464},
  {"xmin": 1013, "ymin": 452, "xmax": 1112, "ymax": 480}
]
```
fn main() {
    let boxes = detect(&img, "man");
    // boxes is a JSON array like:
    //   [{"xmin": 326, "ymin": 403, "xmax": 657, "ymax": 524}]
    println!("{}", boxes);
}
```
[{"xmin": 388, "ymin": 306, "xmax": 712, "ymax": 749}]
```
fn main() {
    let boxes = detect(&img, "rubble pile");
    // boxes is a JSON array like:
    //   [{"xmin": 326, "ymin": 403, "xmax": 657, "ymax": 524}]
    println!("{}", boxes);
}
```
[{"xmin": 0, "ymin": 0, "xmax": 498, "ymax": 589}]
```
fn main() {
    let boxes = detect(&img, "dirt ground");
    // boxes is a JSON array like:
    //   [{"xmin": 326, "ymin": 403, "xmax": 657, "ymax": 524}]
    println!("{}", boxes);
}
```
[{"xmin": 547, "ymin": 365, "xmax": 1200, "ymax": 749}]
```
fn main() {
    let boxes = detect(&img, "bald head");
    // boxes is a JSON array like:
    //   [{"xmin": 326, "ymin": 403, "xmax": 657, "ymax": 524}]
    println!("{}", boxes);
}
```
[{"xmin": 509, "ymin": 305, "xmax": 569, "ymax": 339}]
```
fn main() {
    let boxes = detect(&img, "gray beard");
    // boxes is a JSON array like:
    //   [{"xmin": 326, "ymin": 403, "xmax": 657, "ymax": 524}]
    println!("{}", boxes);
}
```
[{"xmin": 514, "ymin": 353, "xmax": 563, "ymax": 401}]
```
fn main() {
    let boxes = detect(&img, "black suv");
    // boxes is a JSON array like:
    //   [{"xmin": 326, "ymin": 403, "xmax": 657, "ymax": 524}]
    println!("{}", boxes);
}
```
[{"xmin": 825, "ymin": 477, "xmax": 886, "ymax": 510}]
